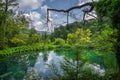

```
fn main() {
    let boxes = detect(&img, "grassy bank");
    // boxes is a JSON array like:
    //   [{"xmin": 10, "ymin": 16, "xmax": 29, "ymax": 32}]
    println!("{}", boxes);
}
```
[
  {"xmin": 0, "ymin": 43, "xmax": 85, "ymax": 58},
  {"xmin": 0, "ymin": 43, "xmax": 115, "ymax": 59},
  {"xmin": 0, "ymin": 44, "xmax": 56, "ymax": 58}
]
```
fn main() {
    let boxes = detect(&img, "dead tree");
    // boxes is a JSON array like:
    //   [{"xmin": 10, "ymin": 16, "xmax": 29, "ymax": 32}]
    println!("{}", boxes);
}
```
[{"xmin": 47, "ymin": 2, "xmax": 94, "ymax": 26}]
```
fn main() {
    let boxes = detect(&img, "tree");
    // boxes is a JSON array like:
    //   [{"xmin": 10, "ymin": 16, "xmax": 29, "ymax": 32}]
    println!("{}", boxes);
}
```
[
  {"xmin": 53, "ymin": 38, "xmax": 65, "ymax": 46},
  {"xmin": 0, "ymin": 0, "xmax": 8, "ymax": 49},
  {"xmin": 0, "ymin": 0, "xmax": 18, "ymax": 49},
  {"xmin": 50, "ymin": 26, "xmax": 68, "ymax": 41},
  {"xmin": 95, "ymin": 0, "xmax": 120, "ymax": 79},
  {"xmin": 10, "ymin": 34, "xmax": 29, "ymax": 46},
  {"xmin": 67, "ymin": 28, "xmax": 92, "ymax": 45},
  {"xmin": 2, "ymin": 0, "xmax": 18, "ymax": 36},
  {"xmin": 92, "ymin": 24, "xmax": 116, "ymax": 51},
  {"xmin": 29, "ymin": 33, "xmax": 41, "ymax": 45}
]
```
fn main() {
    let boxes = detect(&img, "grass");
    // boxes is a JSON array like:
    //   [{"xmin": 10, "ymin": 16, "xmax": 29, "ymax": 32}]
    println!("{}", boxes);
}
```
[
  {"xmin": 0, "ymin": 44, "xmax": 56, "ymax": 58},
  {"xmin": 0, "ymin": 43, "xmax": 86, "ymax": 58}
]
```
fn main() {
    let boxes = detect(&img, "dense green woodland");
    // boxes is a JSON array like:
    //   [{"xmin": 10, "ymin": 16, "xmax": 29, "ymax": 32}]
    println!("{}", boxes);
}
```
[{"xmin": 0, "ymin": 0, "xmax": 120, "ymax": 80}]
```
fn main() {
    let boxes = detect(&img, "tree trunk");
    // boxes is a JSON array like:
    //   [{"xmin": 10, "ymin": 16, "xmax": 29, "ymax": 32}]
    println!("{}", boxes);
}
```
[{"xmin": 3, "ymin": 0, "xmax": 8, "ymax": 37}]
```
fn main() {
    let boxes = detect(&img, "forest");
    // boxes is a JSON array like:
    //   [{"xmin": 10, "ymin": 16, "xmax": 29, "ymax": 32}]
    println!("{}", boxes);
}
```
[{"xmin": 0, "ymin": 0, "xmax": 120, "ymax": 80}]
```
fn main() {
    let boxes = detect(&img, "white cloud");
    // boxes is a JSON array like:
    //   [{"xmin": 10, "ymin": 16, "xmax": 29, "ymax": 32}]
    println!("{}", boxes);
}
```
[
  {"xmin": 41, "ymin": 5, "xmax": 49, "ymax": 13},
  {"xmin": 23, "ymin": 11, "xmax": 41, "ymax": 21},
  {"xmin": 78, "ymin": 0, "xmax": 99, "ymax": 6},
  {"xmin": 78, "ymin": 0, "xmax": 92, "ymax": 5},
  {"xmin": 85, "ymin": 13, "xmax": 97, "ymax": 20},
  {"xmin": 34, "ymin": 21, "xmax": 42, "ymax": 27},
  {"xmin": 34, "ymin": 21, "xmax": 43, "ymax": 30},
  {"xmin": 18, "ymin": 0, "xmax": 45, "ymax": 10},
  {"xmin": 78, "ymin": 0, "xmax": 97, "ymax": 20},
  {"xmin": 16, "ymin": 0, "xmax": 98, "ymax": 32},
  {"xmin": 78, "ymin": 0, "xmax": 99, "ymax": 5},
  {"xmin": 30, "ymin": 12, "xmax": 41, "ymax": 21},
  {"xmin": 23, "ymin": 11, "xmax": 44, "ymax": 31},
  {"xmin": 16, "ymin": 0, "xmax": 50, "ymax": 31}
]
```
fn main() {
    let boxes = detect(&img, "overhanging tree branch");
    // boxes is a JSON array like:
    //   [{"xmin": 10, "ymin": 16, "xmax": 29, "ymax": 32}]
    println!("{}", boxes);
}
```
[{"xmin": 47, "ymin": 2, "xmax": 94, "ymax": 23}]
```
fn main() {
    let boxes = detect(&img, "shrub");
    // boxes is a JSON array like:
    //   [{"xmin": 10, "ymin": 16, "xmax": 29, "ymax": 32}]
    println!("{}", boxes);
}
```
[{"xmin": 53, "ymin": 38, "xmax": 65, "ymax": 46}]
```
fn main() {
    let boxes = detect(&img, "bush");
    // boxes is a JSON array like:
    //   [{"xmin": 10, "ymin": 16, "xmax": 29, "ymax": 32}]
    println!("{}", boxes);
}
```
[{"xmin": 53, "ymin": 38, "xmax": 65, "ymax": 46}]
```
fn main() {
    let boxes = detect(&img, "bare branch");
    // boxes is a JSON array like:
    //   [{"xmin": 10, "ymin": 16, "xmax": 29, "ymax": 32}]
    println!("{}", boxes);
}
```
[
  {"xmin": 46, "ymin": 2, "xmax": 94, "ymax": 31},
  {"xmin": 47, "ymin": 2, "xmax": 93, "ymax": 13},
  {"xmin": 67, "ymin": 2, "xmax": 93, "ymax": 12},
  {"xmin": 47, "ymin": 2, "xmax": 94, "ymax": 23}
]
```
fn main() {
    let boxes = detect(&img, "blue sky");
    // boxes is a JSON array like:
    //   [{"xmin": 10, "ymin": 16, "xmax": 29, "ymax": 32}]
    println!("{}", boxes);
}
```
[
  {"xmin": 16, "ymin": 0, "xmax": 96, "ymax": 32},
  {"xmin": 43, "ymin": 0, "xmax": 78, "ymax": 9}
]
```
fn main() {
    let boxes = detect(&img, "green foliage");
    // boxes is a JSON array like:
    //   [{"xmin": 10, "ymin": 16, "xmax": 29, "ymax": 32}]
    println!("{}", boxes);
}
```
[
  {"xmin": 0, "ymin": 37, "xmax": 8, "ymax": 49},
  {"xmin": 0, "ymin": 0, "xmax": 18, "ymax": 49},
  {"xmin": 49, "ymin": 18, "xmax": 116, "ymax": 52},
  {"xmin": 67, "ymin": 28, "xmax": 92, "ymax": 45},
  {"xmin": 95, "ymin": 0, "xmax": 120, "ymax": 68},
  {"xmin": 29, "ymin": 28, "xmax": 37, "ymax": 36},
  {"xmin": 10, "ymin": 34, "xmax": 29, "ymax": 46},
  {"xmin": 50, "ymin": 22, "xmax": 84, "ymax": 41},
  {"xmin": 0, "ymin": 44, "xmax": 56, "ymax": 58},
  {"xmin": 94, "ymin": 0, "xmax": 120, "ymax": 28},
  {"xmin": 62, "ymin": 44, "xmax": 71, "ymax": 49},
  {"xmin": 0, "ymin": 21, "xmax": 7, "ymax": 49},
  {"xmin": 92, "ymin": 24, "xmax": 116, "ymax": 51},
  {"xmin": 29, "ymin": 33, "xmax": 41, "ymax": 45},
  {"xmin": 53, "ymin": 38, "xmax": 65, "ymax": 46},
  {"xmin": 67, "ymin": 33, "xmax": 76, "ymax": 44}
]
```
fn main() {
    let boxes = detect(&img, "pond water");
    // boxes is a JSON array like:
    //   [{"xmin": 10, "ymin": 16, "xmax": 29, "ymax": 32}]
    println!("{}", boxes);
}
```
[{"xmin": 0, "ymin": 49, "xmax": 118, "ymax": 80}]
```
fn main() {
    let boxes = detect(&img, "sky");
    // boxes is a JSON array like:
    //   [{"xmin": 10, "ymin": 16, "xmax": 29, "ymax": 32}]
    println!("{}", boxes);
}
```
[{"xmin": 15, "ymin": 0, "xmax": 97, "ymax": 32}]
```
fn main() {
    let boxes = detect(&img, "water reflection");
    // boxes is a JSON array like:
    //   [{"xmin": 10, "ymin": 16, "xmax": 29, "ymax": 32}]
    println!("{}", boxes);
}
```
[
  {"xmin": 0, "ymin": 51, "xmax": 39, "ymax": 80},
  {"xmin": 0, "ymin": 50, "xmax": 116, "ymax": 80},
  {"xmin": 34, "ymin": 51, "xmax": 64, "ymax": 80},
  {"xmin": 31, "ymin": 51, "xmax": 105, "ymax": 80}
]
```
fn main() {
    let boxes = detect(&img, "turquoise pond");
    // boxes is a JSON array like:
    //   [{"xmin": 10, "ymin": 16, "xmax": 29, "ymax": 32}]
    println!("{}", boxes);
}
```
[{"xmin": 0, "ymin": 49, "xmax": 118, "ymax": 80}]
